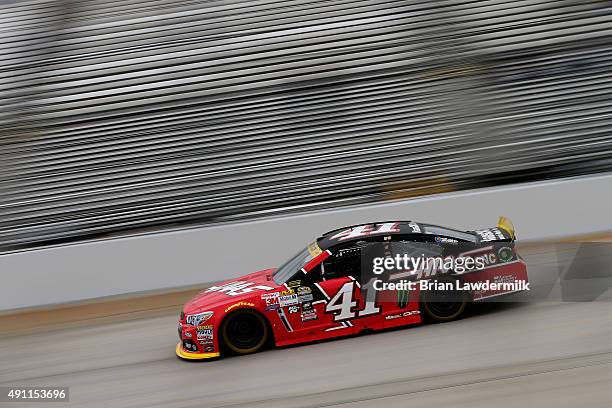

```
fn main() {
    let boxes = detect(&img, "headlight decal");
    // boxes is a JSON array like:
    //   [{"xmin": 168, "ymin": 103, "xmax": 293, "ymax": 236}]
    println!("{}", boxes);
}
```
[{"xmin": 185, "ymin": 311, "xmax": 213, "ymax": 326}]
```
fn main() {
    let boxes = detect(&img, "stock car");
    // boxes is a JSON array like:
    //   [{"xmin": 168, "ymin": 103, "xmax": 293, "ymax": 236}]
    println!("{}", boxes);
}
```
[{"xmin": 176, "ymin": 217, "xmax": 528, "ymax": 360}]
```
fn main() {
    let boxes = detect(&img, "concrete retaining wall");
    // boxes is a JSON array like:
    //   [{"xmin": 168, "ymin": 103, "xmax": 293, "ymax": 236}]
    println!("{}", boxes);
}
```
[{"xmin": 1, "ymin": 174, "xmax": 611, "ymax": 311}]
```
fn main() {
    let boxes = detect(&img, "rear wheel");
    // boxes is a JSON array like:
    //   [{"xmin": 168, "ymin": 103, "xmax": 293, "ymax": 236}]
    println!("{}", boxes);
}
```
[
  {"xmin": 421, "ymin": 280, "xmax": 468, "ymax": 322},
  {"xmin": 221, "ymin": 310, "xmax": 269, "ymax": 355}
]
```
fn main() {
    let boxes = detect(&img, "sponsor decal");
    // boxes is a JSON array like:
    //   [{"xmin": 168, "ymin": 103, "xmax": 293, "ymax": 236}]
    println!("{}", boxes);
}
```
[
  {"xmin": 498, "ymin": 247, "xmax": 514, "ymax": 262},
  {"xmin": 186, "ymin": 311, "xmax": 213, "ymax": 327},
  {"xmin": 197, "ymin": 326, "xmax": 214, "ymax": 341},
  {"xmin": 184, "ymin": 331, "xmax": 192, "ymax": 338},
  {"xmin": 494, "ymin": 228, "xmax": 506, "ymax": 239},
  {"xmin": 298, "ymin": 294, "xmax": 314, "ymax": 303},
  {"xmin": 279, "ymin": 294, "xmax": 299, "ymax": 307},
  {"xmin": 262, "ymin": 289, "xmax": 293, "ymax": 302},
  {"xmin": 287, "ymin": 280, "xmax": 302, "ymax": 288},
  {"xmin": 408, "ymin": 222, "xmax": 421, "ymax": 233},
  {"xmin": 224, "ymin": 301, "xmax": 255, "ymax": 313},
  {"xmin": 207, "ymin": 281, "xmax": 274, "ymax": 296},
  {"xmin": 301, "ymin": 310, "xmax": 318, "ymax": 322},
  {"xmin": 301, "ymin": 301, "xmax": 313, "ymax": 311},
  {"xmin": 261, "ymin": 292, "xmax": 280, "ymax": 300},
  {"xmin": 494, "ymin": 274, "xmax": 516, "ymax": 284},
  {"xmin": 261, "ymin": 292, "xmax": 280, "ymax": 308},
  {"xmin": 199, "ymin": 339, "xmax": 215, "ymax": 352},
  {"xmin": 435, "ymin": 236, "xmax": 458, "ymax": 244},
  {"xmin": 475, "ymin": 229, "xmax": 496, "ymax": 242},
  {"xmin": 297, "ymin": 286, "xmax": 312, "ymax": 295},
  {"xmin": 385, "ymin": 310, "xmax": 420, "ymax": 320},
  {"xmin": 287, "ymin": 305, "xmax": 299, "ymax": 314},
  {"xmin": 197, "ymin": 324, "xmax": 213, "ymax": 331},
  {"xmin": 475, "ymin": 228, "xmax": 506, "ymax": 242},
  {"xmin": 265, "ymin": 303, "xmax": 280, "ymax": 311},
  {"xmin": 397, "ymin": 288, "xmax": 409, "ymax": 309}
]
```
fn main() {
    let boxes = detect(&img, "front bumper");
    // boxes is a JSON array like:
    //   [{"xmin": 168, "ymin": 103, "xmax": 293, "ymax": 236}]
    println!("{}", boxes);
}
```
[{"xmin": 175, "ymin": 342, "xmax": 220, "ymax": 360}]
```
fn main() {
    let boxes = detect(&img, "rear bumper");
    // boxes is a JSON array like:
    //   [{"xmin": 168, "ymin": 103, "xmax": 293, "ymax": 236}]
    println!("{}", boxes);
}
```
[{"xmin": 175, "ymin": 343, "xmax": 220, "ymax": 360}]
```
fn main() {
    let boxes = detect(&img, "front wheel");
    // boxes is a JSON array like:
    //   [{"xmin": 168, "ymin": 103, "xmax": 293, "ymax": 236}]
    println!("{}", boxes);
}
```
[
  {"xmin": 420, "ymin": 280, "xmax": 468, "ymax": 322},
  {"xmin": 221, "ymin": 310, "xmax": 269, "ymax": 355}
]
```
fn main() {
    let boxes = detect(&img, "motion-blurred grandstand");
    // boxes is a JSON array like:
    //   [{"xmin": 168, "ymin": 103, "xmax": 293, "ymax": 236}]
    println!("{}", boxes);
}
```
[{"xmin": 1, "ymin": 0, "xmax": 611, "ymax": 251}]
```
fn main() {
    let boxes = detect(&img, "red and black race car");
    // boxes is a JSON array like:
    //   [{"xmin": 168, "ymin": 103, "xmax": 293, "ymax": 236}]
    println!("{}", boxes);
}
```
[{"xmin": 176, "ymin": 217, "xmax": 528, "ymax": 360}]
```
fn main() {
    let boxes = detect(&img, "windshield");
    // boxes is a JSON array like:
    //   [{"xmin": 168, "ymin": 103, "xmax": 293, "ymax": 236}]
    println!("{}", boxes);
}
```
[
  {"xmin": 273, "ymin": 241, "xmax": 321, "ymax": 284},
  {"xmin": 422, "ymin": 225, "xmax": 477, "ymax": 243}
]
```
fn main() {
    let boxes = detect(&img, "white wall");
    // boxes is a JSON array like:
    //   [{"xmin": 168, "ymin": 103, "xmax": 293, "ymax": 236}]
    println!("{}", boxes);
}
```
[{"xmin": 1, "ymin": 174, "xmax": 611, "ymax": 311}]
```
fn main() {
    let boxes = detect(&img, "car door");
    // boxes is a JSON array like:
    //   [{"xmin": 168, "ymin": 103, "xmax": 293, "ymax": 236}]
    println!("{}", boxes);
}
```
[
  {"xmin": 279, "ymin": 242, "xmax": 375, "ymax": 341},
  {"xmin": 312, "ymin": 242, "xmax": 374, "ymax": 334}
]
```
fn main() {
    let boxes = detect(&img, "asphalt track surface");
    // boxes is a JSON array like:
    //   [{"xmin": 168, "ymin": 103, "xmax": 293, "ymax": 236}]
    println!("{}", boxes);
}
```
[{"xmin": 2, "ymin": 244, "xmax": 612, "ymax": 408}]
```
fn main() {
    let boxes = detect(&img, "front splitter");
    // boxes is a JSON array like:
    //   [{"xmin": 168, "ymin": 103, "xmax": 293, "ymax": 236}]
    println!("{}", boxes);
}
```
[{"xmin": 175, "ymin": 343, "xmax": 220, "ymax": 360}]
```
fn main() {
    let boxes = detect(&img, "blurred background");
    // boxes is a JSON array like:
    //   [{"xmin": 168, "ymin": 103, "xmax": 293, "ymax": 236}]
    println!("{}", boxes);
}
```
[{"xmin": 2, "ymin": 0, "xmax": 612, "ymax": 252}]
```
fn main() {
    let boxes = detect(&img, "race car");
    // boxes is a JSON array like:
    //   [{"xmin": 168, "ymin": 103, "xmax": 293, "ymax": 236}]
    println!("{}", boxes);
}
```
[{"xmin": 176, "ymin": 216, "xmax": 528, "ymax": 360}]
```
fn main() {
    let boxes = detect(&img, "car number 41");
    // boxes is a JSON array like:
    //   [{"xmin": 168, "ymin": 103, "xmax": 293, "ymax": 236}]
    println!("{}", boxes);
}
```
[{"xmin": 325, "ymin": 279, "xmax": 381, "ymax": 321}]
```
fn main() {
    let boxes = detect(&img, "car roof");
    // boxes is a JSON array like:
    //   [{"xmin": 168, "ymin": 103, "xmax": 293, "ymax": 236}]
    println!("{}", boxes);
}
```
[{"xmin": 317, "ymin": 221, "xmax": 478, "ymax": 250}]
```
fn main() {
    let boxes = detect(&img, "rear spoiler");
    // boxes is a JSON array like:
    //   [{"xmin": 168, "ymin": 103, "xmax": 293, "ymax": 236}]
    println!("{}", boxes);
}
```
[{"xmin": 497, "ymin": 216, "xmax": 515, "ymax": 240}]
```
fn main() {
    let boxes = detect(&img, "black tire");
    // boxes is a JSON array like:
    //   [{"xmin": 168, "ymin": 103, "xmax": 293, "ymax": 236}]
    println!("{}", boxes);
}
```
[
  {"xmin": 221, "ymin": 310, "xmax": 269, "ymax": 355},
  {"xmin": 420, "ymin": 279, "xmax": 468, "ymax": 322}
]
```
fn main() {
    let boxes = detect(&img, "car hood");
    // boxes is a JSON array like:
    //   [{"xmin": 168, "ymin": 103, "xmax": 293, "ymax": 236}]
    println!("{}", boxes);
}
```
[{"xmin": 183, "ymin": 268, "xmax": 279, "ymax": 314}]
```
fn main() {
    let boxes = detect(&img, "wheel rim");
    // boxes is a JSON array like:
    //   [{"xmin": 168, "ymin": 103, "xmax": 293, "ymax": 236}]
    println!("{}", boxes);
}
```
[{"xmin": 223, "ymin": 312, "xmax": 267, "ymax": 353}]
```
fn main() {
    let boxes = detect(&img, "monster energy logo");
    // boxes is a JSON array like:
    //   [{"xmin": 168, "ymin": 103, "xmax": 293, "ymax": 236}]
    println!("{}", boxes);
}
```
[{"xmin": 397, "ymin": 289, "xmax": 409, "ymax": 308}]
